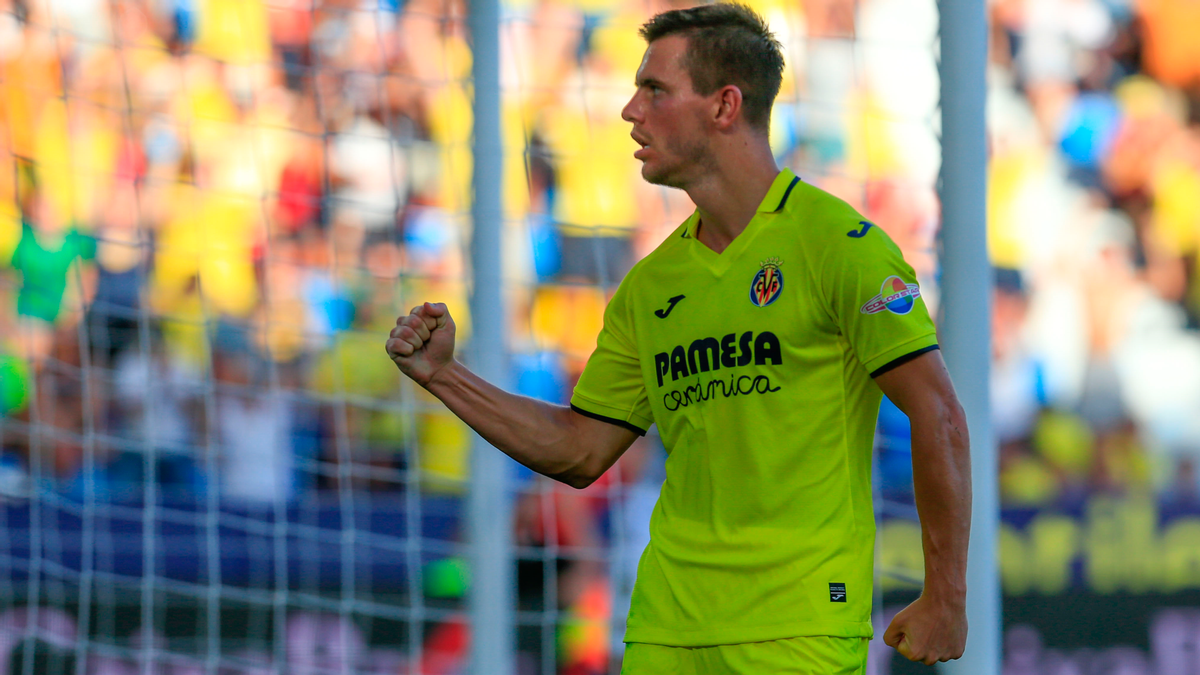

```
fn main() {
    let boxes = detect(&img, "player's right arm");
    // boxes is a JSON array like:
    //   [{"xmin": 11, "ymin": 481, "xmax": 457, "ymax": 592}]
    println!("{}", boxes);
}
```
[{"xmin": 386, "ymin": 302, "xmax": 639, "ymax": 489}]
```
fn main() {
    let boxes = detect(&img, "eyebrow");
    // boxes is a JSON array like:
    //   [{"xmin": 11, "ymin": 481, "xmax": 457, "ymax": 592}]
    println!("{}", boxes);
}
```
[{"xmin": 635, "ymin": 76, "xmax": 667, "ymax": 89}]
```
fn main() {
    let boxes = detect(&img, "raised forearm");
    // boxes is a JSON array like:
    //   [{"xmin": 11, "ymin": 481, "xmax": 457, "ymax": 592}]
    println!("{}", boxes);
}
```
[
  {"xmin": 910, "ymin": 400, "xmax": 972, "ymax": 603},
  {"xmin": 424, "ymin": 360, "xmax": 598, "ymax": 486}
]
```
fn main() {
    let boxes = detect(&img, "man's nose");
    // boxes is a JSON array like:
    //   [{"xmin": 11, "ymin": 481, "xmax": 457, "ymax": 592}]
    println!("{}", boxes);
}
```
[{"xmin": 621, "ymin": 93, "xmax": 640, "ymax": 123}]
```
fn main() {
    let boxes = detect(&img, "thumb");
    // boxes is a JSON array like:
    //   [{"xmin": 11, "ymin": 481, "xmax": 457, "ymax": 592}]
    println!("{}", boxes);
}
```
[{"xmin": 423, "ymin": 302, "xmax": 450, "ymax": 329}]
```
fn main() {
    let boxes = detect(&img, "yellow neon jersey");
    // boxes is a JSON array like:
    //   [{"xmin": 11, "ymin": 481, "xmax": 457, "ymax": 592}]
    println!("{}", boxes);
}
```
[{"xmin": 570, "ymin": 168, "xmax": 938, "ymax": 646}]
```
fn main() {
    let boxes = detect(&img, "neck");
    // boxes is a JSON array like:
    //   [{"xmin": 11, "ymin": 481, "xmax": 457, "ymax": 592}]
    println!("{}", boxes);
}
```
[{"xmin": 686, "ymin": 139, "xmax": 779, "ymax": 254}]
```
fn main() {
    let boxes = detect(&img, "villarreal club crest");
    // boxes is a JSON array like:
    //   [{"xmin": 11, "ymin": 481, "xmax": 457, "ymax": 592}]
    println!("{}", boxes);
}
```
[{"xmin": 750, "ymin": 258, "xmax": 784, "ymax": 307}]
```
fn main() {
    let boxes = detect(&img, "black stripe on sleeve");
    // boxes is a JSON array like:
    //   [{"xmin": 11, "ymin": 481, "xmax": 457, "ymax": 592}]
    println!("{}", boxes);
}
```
[
  {"xmin": 570, "ymin": 404, "xmax": 648, "ymax": 436},
  {"xmin": 869, "ymin": 344, "xmax": 940, "ymax": 378}
]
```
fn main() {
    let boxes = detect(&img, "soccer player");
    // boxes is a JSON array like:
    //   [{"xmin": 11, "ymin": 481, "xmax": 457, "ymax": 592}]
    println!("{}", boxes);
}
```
[{"xmin": 386, "ymin": 3, "xmax": 971, "ymax": 672}]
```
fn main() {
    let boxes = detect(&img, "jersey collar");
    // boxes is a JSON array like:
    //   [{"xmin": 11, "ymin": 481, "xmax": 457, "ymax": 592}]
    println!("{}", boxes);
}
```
[
  {"xmin": 757, "ymin": 167, "xmax": 801, "ymax": 214},
  {"xmin": 680, "ymin": 168, "xmax": 801, "ymax": 275},
  {"xmin": 680, "ymin": 168, "xmax": 801, "ymax": 241}
]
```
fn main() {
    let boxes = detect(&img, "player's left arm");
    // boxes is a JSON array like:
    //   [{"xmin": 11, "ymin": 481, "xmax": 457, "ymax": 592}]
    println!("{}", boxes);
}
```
[{"xmin": 874, "ymin": 348, "xmax": 971, "ymax": 665}]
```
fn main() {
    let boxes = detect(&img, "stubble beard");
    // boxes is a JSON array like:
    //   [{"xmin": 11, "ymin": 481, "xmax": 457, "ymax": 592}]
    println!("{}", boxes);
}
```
[{"xmin": 641, "ymin": 136, "xmax": 716, "ymax": 190}]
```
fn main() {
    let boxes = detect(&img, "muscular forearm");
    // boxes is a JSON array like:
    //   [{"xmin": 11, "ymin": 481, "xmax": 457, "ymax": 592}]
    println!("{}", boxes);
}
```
[
  {"xmin": 424, "ymin": 360, "xmax": 600, "ymax": 487},
  {"xmin": 876, "ymin": 351, "xmax": 970, "ymax": 663},
  {"xmin": 388, "ymin": 303, "xmax": 633, "ymax": 487},
  {"xmin": 909, "ymin": 401, "xmax": 972, "ymax": 604}
]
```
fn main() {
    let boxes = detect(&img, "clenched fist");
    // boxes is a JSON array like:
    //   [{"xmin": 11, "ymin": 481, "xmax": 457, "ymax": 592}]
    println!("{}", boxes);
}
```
[
  {"xmin": 386, "ymin": 302, "xmax": 456, "ymax": 388},
  {"xmin": 883, "ymin": 593, "xmax": 968, "ymax": 666}
]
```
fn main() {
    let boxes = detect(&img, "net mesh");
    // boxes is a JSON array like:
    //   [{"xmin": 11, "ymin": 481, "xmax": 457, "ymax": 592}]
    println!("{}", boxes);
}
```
[{"xmin": 0, "ymin": 0, "xmax": 938, "ymax": 673}]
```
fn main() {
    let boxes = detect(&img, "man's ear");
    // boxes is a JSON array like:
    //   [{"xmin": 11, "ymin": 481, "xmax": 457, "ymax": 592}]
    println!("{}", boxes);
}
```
[{"xmin": 712, "ymin": 85, "xmax": 744, "ymax": 130}]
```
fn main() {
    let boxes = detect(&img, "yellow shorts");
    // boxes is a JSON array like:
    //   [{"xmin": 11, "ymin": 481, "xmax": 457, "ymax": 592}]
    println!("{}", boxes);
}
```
[{"xmin": 621, "ymin": 636, "xmax": 868, "ymax": 675}]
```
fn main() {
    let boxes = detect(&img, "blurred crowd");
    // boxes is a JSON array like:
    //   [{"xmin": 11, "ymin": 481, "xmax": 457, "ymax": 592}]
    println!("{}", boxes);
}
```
[
  {"xmin": 0, "ymin": 0, "xmax": 1196, "ymax": 529},
  {"xmin": 983, "ymin": 0, "xmax": 1200, "ymax": 507},
  {"xmin": 854, "ymin": 0, "xmax": 1200, "ymax": 512},
  {"xmin": 0, "ymin": 0, "xmax": 692, "ymax": 506}
]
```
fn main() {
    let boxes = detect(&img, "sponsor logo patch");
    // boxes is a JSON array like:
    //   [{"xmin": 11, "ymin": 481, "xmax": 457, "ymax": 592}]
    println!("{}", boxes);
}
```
[
  {"xmin": 860, "ymin": 276, "xmax": 921, "ymax": 315},
  {"xmin": 829, "ymin": 582, "xmax": 847, "ymax": 602},
  {"xmin": 750, "ymin": 258, "xmax": 784, "ymax": 307}
]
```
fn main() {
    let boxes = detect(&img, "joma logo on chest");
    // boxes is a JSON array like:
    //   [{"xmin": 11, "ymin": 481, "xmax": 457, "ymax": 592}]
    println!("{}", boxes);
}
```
[{"xmin": 654, "ymin": 331, "xmax": 783, "ymax": 387}]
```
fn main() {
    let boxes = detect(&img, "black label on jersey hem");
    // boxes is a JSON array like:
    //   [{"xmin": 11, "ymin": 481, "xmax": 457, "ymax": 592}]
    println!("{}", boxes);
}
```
[{"xmin": 830, "ymin": 583, "xmax": 847, "ymax": 602}]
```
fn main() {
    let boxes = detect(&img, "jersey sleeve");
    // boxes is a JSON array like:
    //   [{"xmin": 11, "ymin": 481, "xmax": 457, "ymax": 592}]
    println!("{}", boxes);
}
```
[
  {"xmin": 570, "ymin": 277, "xmax": 653, "ymax": 435},
  {"xmin": 821, "ymin": 221, "xmax": 939, "ymax": 377}
]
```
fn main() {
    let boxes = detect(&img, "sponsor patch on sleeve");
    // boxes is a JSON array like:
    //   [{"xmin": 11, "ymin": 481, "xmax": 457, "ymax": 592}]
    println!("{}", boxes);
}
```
[{"xmin": 860, "ymin": 276, "xmax": 921, "ymax": 315}]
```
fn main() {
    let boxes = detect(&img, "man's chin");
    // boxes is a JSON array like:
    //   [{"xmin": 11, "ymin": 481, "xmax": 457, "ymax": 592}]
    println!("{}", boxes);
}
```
[{"xmin": 641, "ymin": 165, "xmax": 683, "ymax": 189}]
